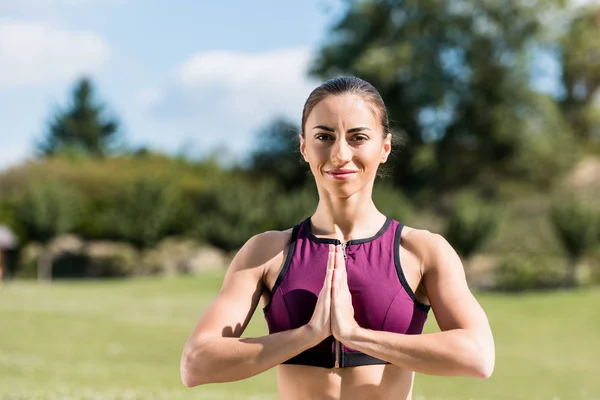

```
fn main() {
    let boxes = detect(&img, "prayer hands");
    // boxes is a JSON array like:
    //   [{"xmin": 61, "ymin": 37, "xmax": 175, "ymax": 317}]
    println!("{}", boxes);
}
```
[{"xmin": 307, "ymin": 244, "xmax": 360, "ymax": 343}]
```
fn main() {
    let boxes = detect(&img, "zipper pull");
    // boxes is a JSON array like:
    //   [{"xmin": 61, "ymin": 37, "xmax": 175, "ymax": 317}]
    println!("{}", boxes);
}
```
[{"xmin": 340, "ymin": 242, "xmax": 347, "ymax": 259}]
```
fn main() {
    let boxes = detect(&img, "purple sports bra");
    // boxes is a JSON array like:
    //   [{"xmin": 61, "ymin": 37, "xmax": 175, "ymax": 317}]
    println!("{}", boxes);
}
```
[{"xmin": 263, "ymin": 217, "xmax": 430, "ymax": 368}]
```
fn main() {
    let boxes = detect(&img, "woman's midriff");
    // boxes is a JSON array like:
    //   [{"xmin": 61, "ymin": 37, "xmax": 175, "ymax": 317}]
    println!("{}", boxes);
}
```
[{"xmin": 276, "ymin": 363, "xmax": 415, "ymax": 400}]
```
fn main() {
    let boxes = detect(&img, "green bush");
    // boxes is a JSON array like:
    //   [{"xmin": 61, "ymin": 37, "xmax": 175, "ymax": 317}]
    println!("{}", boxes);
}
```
[
  {"xmin": 0, "ymin": 198, "xmax": 25, "ymax": 244},
  {"xmin": 270, "ymin": 184, "xmax": 319, "ymax": 230},
  {"xmin": 17, "ymin": 181, "xmax": 83, "ymax": 243},
  {"xmin": 372, "ymin": 181, "xmax": 414, "ymax": 223},
  {"xmin": 192, "ymin": 178, "xmax": 276, "ymax": 252},
  {"xmin": 587, "ymin": 246, "xmax": 600, "ymax": 285},
  {"xmin": 549, "ymin": 199, "xmax": 599, "ymax": 286},
  {"xmin": 493, "ymin": 254, "xmax": 566, "ymax": 292},
  {"xmin": 102, "ymin": 178, "xmax": 180, "ymax": 249},
  {"xmin": 445, "ymin": 195, "xmax": 502, "ymax": 260}
]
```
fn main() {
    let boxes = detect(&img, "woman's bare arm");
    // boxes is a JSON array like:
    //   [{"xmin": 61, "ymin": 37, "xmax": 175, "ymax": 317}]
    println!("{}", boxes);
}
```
[
  {"xmin": 180, "ymin": 231, "xmax": 322, "ymax": 387},
  {"xmin": 338, "ymin": 231, "xmax": 495, "ymax": 378}
]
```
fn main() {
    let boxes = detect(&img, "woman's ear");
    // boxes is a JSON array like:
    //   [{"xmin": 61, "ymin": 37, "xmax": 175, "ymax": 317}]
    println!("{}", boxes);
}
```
[
  {"xmin": 299, "ymin": 134, "xmax": 309, "ymax": 162},
  {"xmin": 381, "ymin": 133, "xmax": 392, "ymax": 163}
]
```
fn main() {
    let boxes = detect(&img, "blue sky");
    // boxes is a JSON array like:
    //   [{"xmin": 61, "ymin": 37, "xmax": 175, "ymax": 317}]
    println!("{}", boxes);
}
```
[{"xmin": 0, "ymin": 0, "xmax": 346, "ymax": 171}]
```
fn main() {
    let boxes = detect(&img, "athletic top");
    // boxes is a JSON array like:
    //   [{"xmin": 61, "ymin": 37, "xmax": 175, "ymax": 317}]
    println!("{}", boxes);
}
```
[{"xmin": 263, "ymin": 217, "xmax": 431, "ymax": 368}]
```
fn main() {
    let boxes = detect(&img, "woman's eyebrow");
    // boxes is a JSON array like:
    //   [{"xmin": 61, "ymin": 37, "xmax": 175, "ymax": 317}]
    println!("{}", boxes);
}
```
[
  {"xmin": 312, "ymin": 125, "xmax": 335, "ymax": 132},
  {"xmin": 311, "ymin": 125, "xmax": 371, "ymax": 133}
]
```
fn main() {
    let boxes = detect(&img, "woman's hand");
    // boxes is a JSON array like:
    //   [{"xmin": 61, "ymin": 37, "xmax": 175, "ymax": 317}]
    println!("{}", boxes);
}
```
[
  {"xmin": 306, "ymin": 244, "xmax": 335, "ymax": 343},
  {"xmin": 331, "ymin": 245, "xmax": 360, "ymax": 342}
]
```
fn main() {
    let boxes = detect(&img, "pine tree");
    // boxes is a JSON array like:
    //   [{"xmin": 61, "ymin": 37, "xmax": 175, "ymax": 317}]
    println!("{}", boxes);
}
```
[{"xmin": 37, "ymin": 77, "xmax": 121, "ymax": 157}]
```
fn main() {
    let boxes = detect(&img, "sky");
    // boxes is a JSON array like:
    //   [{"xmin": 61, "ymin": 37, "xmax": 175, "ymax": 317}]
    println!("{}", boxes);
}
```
[
  {"xmin": 0, "ymin": 0, "xmax": 346, "ymax": 171},
  {"xmin": 1, "ymin": 0, "xmax": 597, "ymax": 173}
]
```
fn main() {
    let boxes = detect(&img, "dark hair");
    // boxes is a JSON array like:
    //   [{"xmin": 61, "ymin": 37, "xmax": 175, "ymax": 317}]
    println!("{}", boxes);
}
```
[{"xmin": 301, "ymin": 76, "xmax": 394, "ymax": 140}]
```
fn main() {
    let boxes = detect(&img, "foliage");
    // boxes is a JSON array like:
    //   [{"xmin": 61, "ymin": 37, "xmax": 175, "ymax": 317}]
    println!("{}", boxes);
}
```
[
  {"xmin": 549, "ymin": 198, "xmax": 599, "ymax": 261},
  {"xmin": 37, "ymin": 77, "xmax": 122, "ymax": 157},
  {"xmin": 372, "ymin": 180, "xmax": 413, "ymax": 222},
  {"xmin": 248, "ymin": 117, "xmax": 309, "ymax": 191},
  {"xmin": 511, "ymin": 94, "xmax": 581, "ymax": 188},
  {"xmin": 270, "ymin": 183, "xmax": 319, "ymax": 230},
  {"xmin": 559, "ymin": 7, "xmax": 600, "ymax": 145},
  {"xmin": 444, "ymin": 193, "xmax": 501, "ymax": 259},
  {"xmin": 102, "ymin": 179, "xmax": 180, "ymax": 249},
  {"xmin": 16, "ymin": 181, "xmax": 83, "ymax": 243},
  {"xmin": 493, "ymin": 254, "xmax": 566, "ymax": 292},
  {"xmin": 192, "ymin": 178, "xmax": 277, "ymax": 252}
]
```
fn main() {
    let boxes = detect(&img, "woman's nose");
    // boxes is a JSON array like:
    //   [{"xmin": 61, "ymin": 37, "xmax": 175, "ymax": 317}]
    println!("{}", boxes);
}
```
[{"xmin": 331, "ymin": 137, "xmax": 352, "ymax": 164}]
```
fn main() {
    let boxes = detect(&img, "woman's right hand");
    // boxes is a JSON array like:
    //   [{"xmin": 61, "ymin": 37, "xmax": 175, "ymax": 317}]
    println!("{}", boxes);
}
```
[{"xmin": 306, "ymin": 244, "xmax": 335, "ymax": 343}]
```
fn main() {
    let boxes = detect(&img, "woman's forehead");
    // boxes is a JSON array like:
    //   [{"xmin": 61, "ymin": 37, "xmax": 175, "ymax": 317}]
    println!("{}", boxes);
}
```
[{"xmin": 307, "ymin": 94, "xmax": 378, "ymax": 126}]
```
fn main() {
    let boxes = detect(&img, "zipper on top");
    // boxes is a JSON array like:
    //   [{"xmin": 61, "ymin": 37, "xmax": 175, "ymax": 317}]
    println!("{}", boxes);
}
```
[{"xmin": 334, "ymin": 241, "xmax": 347, "ymax": 368}]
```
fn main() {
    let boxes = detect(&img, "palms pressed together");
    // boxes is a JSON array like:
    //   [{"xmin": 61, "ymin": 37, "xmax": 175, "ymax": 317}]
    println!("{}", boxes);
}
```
[{"xmin": 308, "ymin": 244, "xmax": 360, "ymax": 344}]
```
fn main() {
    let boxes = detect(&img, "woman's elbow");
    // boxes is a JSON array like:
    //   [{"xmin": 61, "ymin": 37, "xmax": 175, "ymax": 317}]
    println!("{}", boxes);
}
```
[
  {"xmin": 472, "ymin": 344, "xmax": 495, "ymax": 379},
  {"xmin": 180, "ymin": 346, "xmax": 210, "ymax": 387}
]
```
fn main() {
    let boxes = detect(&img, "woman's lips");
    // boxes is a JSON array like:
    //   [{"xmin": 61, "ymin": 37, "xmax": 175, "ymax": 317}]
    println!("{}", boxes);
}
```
[{"xmin": 326, "ymin": 170, "xmax": 358, "ymax": 180}]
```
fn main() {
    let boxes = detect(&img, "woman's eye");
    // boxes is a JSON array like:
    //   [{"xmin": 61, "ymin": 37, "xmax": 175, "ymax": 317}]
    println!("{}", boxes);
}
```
[
  {"xmin": 352, "ymin": 135, "xmax": 368, "ymax": 142},
  {"xmin": 315, "ymin": 134, "xmax": 333, "ymax": 141}
]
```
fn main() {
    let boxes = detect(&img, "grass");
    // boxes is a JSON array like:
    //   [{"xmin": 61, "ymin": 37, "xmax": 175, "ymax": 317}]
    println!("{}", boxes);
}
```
[{"xmin": 0, "ymin": 273, "xmax": 599, "ymax": 400}]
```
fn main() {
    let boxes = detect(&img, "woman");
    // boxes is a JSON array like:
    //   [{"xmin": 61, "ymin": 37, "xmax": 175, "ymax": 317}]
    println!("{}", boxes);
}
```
[{"xmin": 180, "ymin": 77, "xmax": 495, "ymax": 400}]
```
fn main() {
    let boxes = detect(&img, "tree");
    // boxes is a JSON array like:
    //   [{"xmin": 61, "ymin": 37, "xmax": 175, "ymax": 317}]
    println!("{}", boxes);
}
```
[
  {"xmin": 559, "ymin": 6, "xmax": 600, "ymax": 147},
  {"xmin": 444, "ymin": 194, "xmax": 501, "ymax": 263},
  {"xmin": 104, "ymin": 179, "xmax": 178, "ymax": 249},
  {"xmin": 310, "ymin": 0, "xmax": 567, "ymax": 193},
  {"xmin": 37, "ymin": 77, "xmax": 121, "ymax": 157},
  {"xmin": 248, "ymin": 117, "xmax": 309, "ymax": 191},
  {"xmin": 550, "ymin": 199, "xmax": 599, "ymax": 287},
  {"xmin": 17, "ymin": 182, "xmax": 83, "ymax": 281}
]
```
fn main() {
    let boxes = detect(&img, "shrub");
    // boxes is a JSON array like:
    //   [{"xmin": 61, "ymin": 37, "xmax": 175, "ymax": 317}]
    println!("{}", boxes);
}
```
[
  {"xmin": 270, "ymin": 184, "xmax": 319, "ymax": 230},
  {"xmin": 549, "ymin": 199, "xmax": 599, "ymax": 286},
  {"xmin": 192, "ymin": 178, "xmax": 276, "ymax": 252},
  {"xmin": 445, "ymin": 195, "xmax": 502, "ymax": 260},
  {"xmin": 372, "ymin": 181, "xmax": 413, "ymax": 223},
  {"xmin": 493, "ymin": 254, "xmax": 566, "ymax": 292},
  {"xmin": 102, "ymin": 178, "xmax": 180, "ymax": 249},
  {"xmin": 17, "ymin": 181, "xmax": 83, "ymax": 243}
]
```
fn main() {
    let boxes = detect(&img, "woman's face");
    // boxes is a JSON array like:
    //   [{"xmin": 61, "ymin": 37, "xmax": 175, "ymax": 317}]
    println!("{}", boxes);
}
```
[{"xmin": 300, "ymin": 94, "xmax": 391, "ymax": 198}]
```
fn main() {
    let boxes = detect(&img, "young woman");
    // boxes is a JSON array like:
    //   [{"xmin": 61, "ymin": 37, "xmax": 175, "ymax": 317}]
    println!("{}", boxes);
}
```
[{"xmin": 180, "ymin": 77, "xmax": 495, "ymax": 400}]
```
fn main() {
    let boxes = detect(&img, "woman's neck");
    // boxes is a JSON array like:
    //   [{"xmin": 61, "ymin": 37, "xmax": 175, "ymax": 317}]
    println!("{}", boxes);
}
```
[{"xmin": 310, "ymin": 191, "xmax": 387, "ymax": 242}]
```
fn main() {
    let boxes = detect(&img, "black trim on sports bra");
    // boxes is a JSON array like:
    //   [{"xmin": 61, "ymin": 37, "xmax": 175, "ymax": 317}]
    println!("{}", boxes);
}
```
[
  {"xmin": 305, "ymin": 216, "xmax": 393, "ymax": 245},
  {"xmin": 393, "ymin": 223, "xmax": 431, "ymax": 312},
  {"xmin": 262, "ymin": 223, "xmax": 300, "ymax": 313},
  {"xmin": 283, "ymin": 348, "xmax": 389, "ymax": 368}
]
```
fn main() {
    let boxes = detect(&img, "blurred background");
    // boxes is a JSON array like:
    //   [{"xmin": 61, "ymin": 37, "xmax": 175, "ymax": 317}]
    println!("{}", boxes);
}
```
[{"xmin": 1, "ymin": 0, "xmax": 599, "ymax": 399}]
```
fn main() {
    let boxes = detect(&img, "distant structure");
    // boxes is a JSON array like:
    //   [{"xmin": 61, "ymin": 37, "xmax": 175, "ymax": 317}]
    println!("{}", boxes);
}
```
[{"xmin": 0, "ymin": 224, "xmax": 18, "ymax": 282}]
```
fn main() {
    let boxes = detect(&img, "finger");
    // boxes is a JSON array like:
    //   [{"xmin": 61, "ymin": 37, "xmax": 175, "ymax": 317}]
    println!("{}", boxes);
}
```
[
  {"xmin": 335, "ymin": 251, "xmax": 346, "ymax": 279},
  {"xmin": 327, "ymin": 244, "xmax": 335, "ymax": 270},
  {"xmin": 324, "ymin": 251, "xmax": 335, "ymax": 295},
  {"xmin": 325, "ymin": 254, "xmax": 334, "ymax": 286}
]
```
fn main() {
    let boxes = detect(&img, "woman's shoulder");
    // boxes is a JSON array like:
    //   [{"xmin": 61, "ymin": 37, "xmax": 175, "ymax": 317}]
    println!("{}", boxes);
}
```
[
  {"xmin": 235, "ymin": 227, "xmax": 296, "ymax": 270},
  {"xmin": 399, "ymin": 225, "xmax": 454, "ymax": 267}
]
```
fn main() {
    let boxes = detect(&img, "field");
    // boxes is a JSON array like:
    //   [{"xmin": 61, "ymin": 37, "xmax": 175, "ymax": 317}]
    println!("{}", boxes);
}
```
[{"xmin": 0, "ymin": 272, "xmax": 599, "ymax": 400}]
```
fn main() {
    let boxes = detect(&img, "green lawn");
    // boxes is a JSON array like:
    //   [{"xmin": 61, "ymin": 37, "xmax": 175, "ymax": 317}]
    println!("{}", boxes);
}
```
[{"xmin": 0, "ymin": 273, "xmax": 598, "ymax": 400}]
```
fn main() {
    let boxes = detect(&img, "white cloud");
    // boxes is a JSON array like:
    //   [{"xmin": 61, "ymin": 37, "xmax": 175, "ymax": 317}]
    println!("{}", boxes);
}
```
[
  {"xmin": 146, "ymin": 47, "xmax": 320, "ymax": 160},
  {"xmin": 0, "ymin": 20, "xmax": 109, "ymax": 87}
]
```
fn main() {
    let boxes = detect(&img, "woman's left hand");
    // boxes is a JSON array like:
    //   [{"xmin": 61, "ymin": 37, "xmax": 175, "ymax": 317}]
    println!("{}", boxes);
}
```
[{"xmin": 331, "ymin": 245, "xmax": 360, "ymax": 342}]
